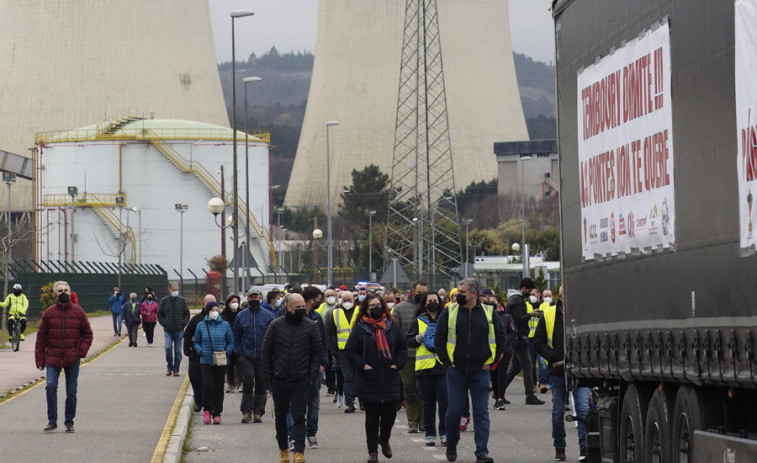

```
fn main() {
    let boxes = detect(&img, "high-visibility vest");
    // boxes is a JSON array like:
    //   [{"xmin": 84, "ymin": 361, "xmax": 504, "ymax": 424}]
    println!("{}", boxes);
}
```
[
  {"xmin": 415, "ymin": 316, "xmax": 440, "ymax": 371},
  {"xmin": 527, "ymin": 301, "xmax": 538, "ymax": 338},
  {"xmin": 316, "ymin": 302, "xmax": 335, "ymax": 317},
  {"xmin": 2, "ymin": 293, "xmax": 29, "ymax": 316},
  {"xmin": 333, "ymin": 307, "xmax": 359, "ymax": 350},
  {"xmin": 542, "ymin": 305, "xmax": 557, "ymax": 365},
  {"xmin": 445, "ymin": 303, "xmax": 496, "ymax": 367}
]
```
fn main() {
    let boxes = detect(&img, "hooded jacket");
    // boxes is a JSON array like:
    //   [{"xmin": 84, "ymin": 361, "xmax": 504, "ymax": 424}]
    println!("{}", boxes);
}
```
[
  {"xmin": 193, "ymin": 315, "xmax": 234, "ymax": 366},
  {"xmin": 35, "ymin": 301, "xmax": 93, "ymax": 368},
  {"xmin": 233, "ymin": 306, "xmax": 274, "ymax": 361}
]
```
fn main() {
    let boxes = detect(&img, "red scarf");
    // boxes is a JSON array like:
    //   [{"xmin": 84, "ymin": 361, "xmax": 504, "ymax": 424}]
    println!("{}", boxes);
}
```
[{"xmin": 362, "ymin": 315, "xmax": 392, "ymax": 360}]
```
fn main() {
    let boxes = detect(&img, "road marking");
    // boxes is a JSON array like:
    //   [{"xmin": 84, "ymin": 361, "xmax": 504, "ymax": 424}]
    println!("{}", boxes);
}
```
[
  {"xmin": 151, "ymin": 375, "xmax": 190, "ymax": 463},
  {"xmin": 433, "ymin": 455, "xmax": 448, "ymax": 460},
  {"xmin": 410, "ymin": 437, "xmax": 428, "ymax": 443}
]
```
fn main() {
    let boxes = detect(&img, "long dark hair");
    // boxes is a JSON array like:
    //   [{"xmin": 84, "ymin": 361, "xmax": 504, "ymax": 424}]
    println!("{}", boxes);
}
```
[
  {"xmin": 358, "ymin": 293, "xmax": 395, "ymax": 323},
  {"xmin": 414, "ymin": 291, "xmax": 441, "ymax": 318}
]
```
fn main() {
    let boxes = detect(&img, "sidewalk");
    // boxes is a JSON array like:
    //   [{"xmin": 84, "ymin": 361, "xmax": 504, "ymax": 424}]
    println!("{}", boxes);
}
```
[{"xmin": 0, "ymin": 317, "xmax": 187, "ymax": 463}]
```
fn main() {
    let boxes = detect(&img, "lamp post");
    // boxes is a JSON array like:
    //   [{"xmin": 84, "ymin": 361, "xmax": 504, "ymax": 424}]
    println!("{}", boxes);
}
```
[
  {"xmin": 275, "ymin": 207, "xmax": 285, "ymax": 272},
  {"xmin": 280, "ymin": 227, "xmax": 287, "ymax": 272},
  {"xmin": 520, "ymin": 155, "xmax": 532, "ymax": 278},
  {"xmin": 208, "ymin": 197, "xmax": 235, "ymax": 294},
  {"xmin": 463, "ymin": 218, "xmax": 473, "ymax": 278},
  {"xmin": 175, "ymin": 203, "xmax": 188, "ymax": 288},
  {"xmin": 325, "ymin": 120, "xmax": 340, "ymax": 287},
  {"xmin": 67, "ymin": 186, "xmax": 78, "ymax": 261},
  {"xmin": 3, "ymin": 173, "xmax": 16, "ymax": 263},
  {"xmin": 130, "ymin": 206, "xmax": 142, "ymax": 265},
  {"xmin": 243, "ymin": 76, "xmax": 262, "ymax": 291},
  {"xmin": 367, "ymin": 210, "xmax": 376, "ymax": 281},
  {"xmin": 230, "ymin": 9, "xmax": 255, "ymax": 296}
]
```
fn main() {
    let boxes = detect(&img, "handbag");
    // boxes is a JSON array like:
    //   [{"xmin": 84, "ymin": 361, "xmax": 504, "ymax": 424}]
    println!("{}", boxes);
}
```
[{"xmin": 206, "ymin": 323, "xmax": 228, "ymax": 366}]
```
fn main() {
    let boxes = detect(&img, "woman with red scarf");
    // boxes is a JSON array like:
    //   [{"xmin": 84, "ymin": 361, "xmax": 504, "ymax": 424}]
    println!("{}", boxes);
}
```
[{"xmin": 345, "ymin": 293, "xmax": 408, "ymax": 463}]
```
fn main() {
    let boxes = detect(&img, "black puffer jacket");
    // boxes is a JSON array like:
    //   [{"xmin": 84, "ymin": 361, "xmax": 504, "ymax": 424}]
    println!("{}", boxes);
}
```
[
  {"xmin": 345, "ymin": 318, "xmax": 408, "ymax": 403},
  {"xmin": 261, "ymin": 315, "xmax": 322, "ymax": 383},
  {"xmin": 158, "ymin": 295, "xmax": 190, "ymax": 332}
]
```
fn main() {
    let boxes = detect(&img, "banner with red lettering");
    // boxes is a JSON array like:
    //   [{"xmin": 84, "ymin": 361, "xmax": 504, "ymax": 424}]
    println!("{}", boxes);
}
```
[
  {"xmin": 576, "ymin": 22, "xmax": 675, "ymax": 261},
  {"xmin": 736, "ymin": 0, "xmax": 757, "ymax": 256}
]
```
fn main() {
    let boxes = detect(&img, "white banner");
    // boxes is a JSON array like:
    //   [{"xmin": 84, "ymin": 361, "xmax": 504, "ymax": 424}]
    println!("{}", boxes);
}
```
[
  {"xmin": 736, "ymin": 0, "xmax": 757, "ymax": 256},
  {"xmin": 576, "ymin": 22, "xmax": 675, "ymax": 261}
]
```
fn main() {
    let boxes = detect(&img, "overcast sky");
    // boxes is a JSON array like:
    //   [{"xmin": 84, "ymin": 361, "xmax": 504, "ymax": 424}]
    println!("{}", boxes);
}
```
[{"xmin": 209, "ymin": 0, "xmax": 555, "ymax": 64}]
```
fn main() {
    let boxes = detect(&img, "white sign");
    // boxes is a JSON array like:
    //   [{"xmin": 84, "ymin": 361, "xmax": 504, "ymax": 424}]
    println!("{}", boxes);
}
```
[
  {"xmin": 576, "ymin": 23, "xmax": 675, "ymax": 261},
  {"xmin": 736, "ymin": 0, "xmax": 757, "ymax": 256}
]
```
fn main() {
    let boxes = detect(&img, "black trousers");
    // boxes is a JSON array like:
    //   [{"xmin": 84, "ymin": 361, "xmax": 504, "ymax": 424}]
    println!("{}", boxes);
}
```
[
  {"xmin": 325, "ymin": 358, "xmax": 336, "ymax": 392},
  {"xmin": 200, "ymin": 364, "xmax": 227, "ymax": 416},
  {"xmin": 271, "ymin": 377, "xmax": 309, "ymax": 453},
  {"xmin": 188, "ymin": 356, "xmax": 203, "ymax": 406},
  {"xmin": 127, "ymin": 324, "xmax": 139, "ymax": 346},
  {"xmin": 364, "ymin": 401, "xmax": 398, "ymax": 453},
  {"xmin": 495, "ymin": 351, "xmax": 513, "ymax": 400},
  {"xmin": 142, "ymin": 322, "xmax": 156, "ymax": 344},
  {"xmin": 238, "ymin": 356, "xmax": 268, "ymax": 416},
  {"xmin": 226, "ymin": 352, "xmax": 240, "ymax": 387},
  {"xmin": 502, "ymin": 342, "xmax": 535, "ymax": 397}
]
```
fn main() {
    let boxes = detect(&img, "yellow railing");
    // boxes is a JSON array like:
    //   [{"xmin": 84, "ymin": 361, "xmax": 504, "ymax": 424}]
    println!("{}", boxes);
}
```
[
  {"xmin": 36, "ymin": 127, "xmax": 270, "ymax": 144},
  {"xmin": 91, "ymin": 205, "xmax": 137, "ymax": 264}
]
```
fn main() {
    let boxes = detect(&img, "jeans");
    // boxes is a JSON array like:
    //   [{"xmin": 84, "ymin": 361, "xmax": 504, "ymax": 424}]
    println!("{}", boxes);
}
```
[
  {"xmin": 46, "ymin": 359, "xmax": 80, "ymax": 424},
  {"xmin": 418, "ymin": 374, "xmax": 447, "ymax": 437},
  {"xmin": 364, "ymin": 401, "xmax": 398, "ymax": 453},
  {"xmin": 201, "ymin": 364, "xmax": 227, "ymax": 416},
  {"xmin": 142, "ymin": 322, "xmax": 156, "ymax": 344},
  {"xmin": 538, "ymin": 355, "xmax": 550, "ymax": 386},
  {"xmin": 550, "ymin": 373, "xmax": 567, "ymax": 449},
  {"xmin": 164, "ymin": 330, "xmax": 184, "ymax": 372},
  {"xmin": 502, "ymin": 342, "xmax": 535, "ymax": 398},
  {"xmin": 573, "ymin": 386, "xmax": 591, "ymax": 449},
  {"xmin": 399, "ymin": 359, "xmax": 422, "ymax": 425},
  {"xmin": 112, "ymin": 312, "xmax": 122, "ymax": 334},
  {"xmin": 288, "ymin": 372, "xmax": 323, "ymax": 437},
  {"xmin": 239, "ymin": 356, "xmax": 268, "ymax": 416},
  {"xmin": 339, "ymin": 351, "xmax": 356, "ymax": 406},
  {"xmin": 188, "ymin": 356, "xmax": 203, "ymax": 406},
  {"xmin": 445, "ymin": 367, "xmax": 491, "ymax": 456},
  {"xmin": 271, "ymin": 378, "xmax": 309, "ymax": 453}
]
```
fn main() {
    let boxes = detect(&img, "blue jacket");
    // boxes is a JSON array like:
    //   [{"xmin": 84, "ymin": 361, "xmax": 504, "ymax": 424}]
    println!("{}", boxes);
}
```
[
  {"xmin": 232, "ymin": 307, "xmax": 274, "ymax": 361},
  {"xmin": 121, "ymin": 301, "xmax": 141, "ymax": 327},
  {"xmin": 193, "ymin": 317, "xmax": 234, "ymax": 366},
  {"xmin": 109, "ymin": 294, "xmax": 126, "ymax": 314},
  {"xmin": 307, "ymin": 311, "xmax": 329, "ymax": 367}
]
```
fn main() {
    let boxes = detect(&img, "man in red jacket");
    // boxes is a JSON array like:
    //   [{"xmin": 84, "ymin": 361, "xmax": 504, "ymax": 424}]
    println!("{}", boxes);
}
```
[{"xmin": 35, "ymin": 281, "xmax": 93, "ymax": 433}]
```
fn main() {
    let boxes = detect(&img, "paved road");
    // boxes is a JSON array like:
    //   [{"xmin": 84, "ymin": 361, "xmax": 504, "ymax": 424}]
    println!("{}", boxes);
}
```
[{"xmin": 185, "ymin": 378, "xmax": 582, "ymax": 463}]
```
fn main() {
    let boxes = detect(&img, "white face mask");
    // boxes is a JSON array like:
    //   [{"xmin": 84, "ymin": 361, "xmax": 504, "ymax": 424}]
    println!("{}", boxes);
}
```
[
  {"xmin": 529, "ymin": 295, "xmax": 538, "ymax": 304},
  {"xmin": 358, "ymin": 294, "xmax": 366, "ymax": 302},
  {"xmin": 230, "ymin": 302, "xmax": 239, "ymax": 310},
  {"xmin": 171, "ymin": 291, "xmax": 179, "ymax": 298},
  {"xmin": 387, "ymin": 302, "xmax": 395, "ymax": 309},
  {"xmin": 209, "ymin": 311, "xmax": 220, "ymax": 320},
  {"xmin": 543, "ymin": 297, "xmax": 553, "ymax": 305},
  {"xmin": 326, "ymin": 296, "xmax": 336, "ymax": 305},
  {"xmin": 342, "ymin": 302, "xmax": 353, "ymax": 310}
]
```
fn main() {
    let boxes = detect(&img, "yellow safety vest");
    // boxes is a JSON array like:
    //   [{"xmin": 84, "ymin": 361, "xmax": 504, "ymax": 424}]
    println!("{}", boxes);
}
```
[
  {"xmin": 316, "ymin": 302, "xmax": 335, "ymax": 317},
  {"xmin": 415, "ymin": 316, "xmax": 440, "ymax": 371},
  {"xmin": 333, "ymin": 307, "xmax": 359, "ymax": 350},
  {"xmin": 1, "ymin": 293, "xmax": 29, "ymax": 316},
  {"xmin": 542, "ymin": 305, "xmax": 557, "ymax": 365},
  {"xmin": 527, "ymin": 301, "xmax": 538, "ymax": 338},
  {"xmin": 445, "ymin": 303, "xmax": 496, "ymax": 367}
]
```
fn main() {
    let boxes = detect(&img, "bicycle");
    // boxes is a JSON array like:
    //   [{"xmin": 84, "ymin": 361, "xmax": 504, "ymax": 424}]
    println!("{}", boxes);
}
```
[{"xmin": 9, "ymin": 313, "xmax": 22, "ymax": 352}]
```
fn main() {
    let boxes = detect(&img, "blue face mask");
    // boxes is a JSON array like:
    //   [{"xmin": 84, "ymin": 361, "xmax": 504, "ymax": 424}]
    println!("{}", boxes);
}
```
[
  {"xmin": 275, "ymin": 298, "xmax": 282, "ymax": 308},
  {"xmin": 358, "ymin": 294, "xmax": 366, "ymax": 302}
]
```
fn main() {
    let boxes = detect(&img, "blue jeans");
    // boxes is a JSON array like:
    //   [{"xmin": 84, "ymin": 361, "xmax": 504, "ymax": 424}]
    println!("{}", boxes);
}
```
[
  {"xmin": 445, "ymin": 367, "xmax": 490, "ymax": 457},
  {"xmin": 550, "ymin": 374, "xmax": 567, "ymax": 449},
  {"xmin": 288, "ymin": 372, "xmax": 323, "ymax": 437},
  {"xmin": 112, "ymin": 312, "xmax": 122, "ymax": 334},
  {"xmin": 573, "ymin": 386, "xmax": 591, "ymax": 449},
  {"xmin": 164, "ymin": 330, "xmax": 184, "ymax": 372},
  {"xmin": 538, "ymin": 355, "xmax": 550, "ymax": 386},
  {"xmin": 46, "ymin": 359, "xmax": 80, "ymax": 424}
]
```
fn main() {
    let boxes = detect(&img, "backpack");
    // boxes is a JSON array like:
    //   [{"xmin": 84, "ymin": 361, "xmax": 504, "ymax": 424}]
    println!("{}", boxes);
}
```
[{"xmin": 418, "ymin": 316, "xmax": 437, "ymax": 352}]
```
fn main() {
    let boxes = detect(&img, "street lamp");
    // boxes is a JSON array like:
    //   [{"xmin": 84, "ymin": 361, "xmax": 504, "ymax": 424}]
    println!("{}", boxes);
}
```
[
  {"xmin": 243, "ymin": 76, "xmax": 262, "ymax": 291},
  {"xmin": 208, "ymin": 197, "xmax": 235, "ymax": 293},
  {"xmin": 67, "ymin": 186, "xmax": 78, "ymax": 261},
  {"xmin": 280, "ymin": 227, "xmax": 287, "ymax": 272},
  {"xmin": 325, "ymin": 120, "xmax": 340, "ymax": 287},
  {"xmin": 367, "ymin": 210, "xmax": 376, "ymax": 281},
  {"xmin": 175, "ymin": 203, "xmax": 189, "ymax": 288},
  {"xmin": 230, "ymin": 9, "xmax": 255, "ymax": 297},
  {"xmin": 313, "ymin": 228, "xmax": 323, "ymax": 282},
  {"xmin": 463, "ymin": 218, "xmax": 473, "ymax": 278},
  {"xmin": 520, "ymin": 155, "xmax": 532, "ymax": 278},
  {"xmin": 130, "ymin": 206, "xmax": 142, "ymax": 265},
  {"xmin": 3, "ymin": 173, "xmax": 16, "ymax": 263}
]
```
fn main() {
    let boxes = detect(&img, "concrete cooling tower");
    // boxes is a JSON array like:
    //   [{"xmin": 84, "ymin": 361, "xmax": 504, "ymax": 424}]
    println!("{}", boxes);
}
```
[
  {"xmin": 285, "ymin": 0, "xmax": 529, "ymax": 210},
  {"xmin": 0, "ymin": 0, "xmax": 228, "ymax": 215}
]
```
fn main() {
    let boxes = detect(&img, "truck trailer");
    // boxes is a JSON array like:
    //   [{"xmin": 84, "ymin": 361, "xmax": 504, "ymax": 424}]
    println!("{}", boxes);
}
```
[{"xmin": 553, "ymin": 0, "xmax": 757, "ymax": 461}]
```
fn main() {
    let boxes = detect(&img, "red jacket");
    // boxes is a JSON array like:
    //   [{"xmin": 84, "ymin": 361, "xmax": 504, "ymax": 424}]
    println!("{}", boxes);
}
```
[
  {"xmin": 139, "ymin": 300, "xmax": 158, "ymax": 323},
  {"xmin": 35, "ymin": 302, "xmax": 94, "ymax": 369}
]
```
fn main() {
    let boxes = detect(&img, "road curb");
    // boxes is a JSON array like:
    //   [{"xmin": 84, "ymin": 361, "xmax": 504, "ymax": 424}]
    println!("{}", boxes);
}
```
[{"xmin": 156, "ymin": 375, "xmax": 192, "ymax": 463}]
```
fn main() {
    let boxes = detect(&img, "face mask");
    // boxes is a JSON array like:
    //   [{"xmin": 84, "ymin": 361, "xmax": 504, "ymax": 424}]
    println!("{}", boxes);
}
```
[
  {"xmin": 58, "ymin": 293, "xmax": 70, "ymax": 304},
  {"xmin": 326, "ymin": 296, "xmax": 336, "ymax": 305},
  {"xmin": 275, "ymin": 299, "xmax": 282, "ymax": 308},
  {"xmin": 455, "ymin": 293, "xmax": 467, "ymax": 306},
  {"xmin": 358, "ymin": 295, "xmax": 366, "ymax": 302},
  {"xmin": 230, "ymin": 302, "xmax": 239, "ymax": 310},
  {"xmin": 529, "ymin": 295, "xmax": 538, "ymax": 304},
  {"xmin": 249, "ymin": 300, "xmax": 260, "ymax": 309},
  {"xmin": 342, "ymin": 302, "xmax": 353, "ymax": 310},
  {"xmin": 414, "ymin": 293, "xmax": 425, "ymax": 304},
  {"xmin": 131, "ymin": 298, "xmax": 136, "ymax": 302},
  {"xmin": 13, "ymin": 290, "xmax": 21, "ymax": 296},
  {"xmin": 294, "ymin": 309, "xmax": 306, "ymax": 320},
  {"xmin": 209, "ymin": 311, "xmax": 219, "ymax": 320},
  {"xmin": 147, "ymin": 296, "xmax": 153, "ymax": 301},
  {"xmin": 387, "ymin": 302, "xmax": 395, "ymax": 309},
  {"xmin": 426, "ymin": 302, "xmax": 439, "ymax": 313},
  {"xmin": 171, "ymin": 291, "xmax": 179, "ymax": 298},
  {"xmin": 543, "ymin": 297, "xmax": 553, "ymax": 305},
  {"xmin": 369, "ymin": 307, "xmax": 384, "ymax": 319}
]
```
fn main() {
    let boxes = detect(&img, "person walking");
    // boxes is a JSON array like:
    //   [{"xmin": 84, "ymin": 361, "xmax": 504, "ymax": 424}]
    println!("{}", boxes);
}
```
[
  {"xmin": 35, "ymin": 281, "xmax": 93, "ymax": 433},
  {"xmin": 108, "ymin": 286, "xmax": 125, "ymax": 336},
  {"xmin": 316, "ymin": 288, "xmax": 339, "ymax": 396},
  {"xmin": 193, "ymin": 301, "xmax": 234, "ymax": 425},
  {"xmin": 158, "ymin": 282, "xmax": 190, "ymax": 376},
  {"xmin": 434, "ymin": 278, "xmax": 507, "ymax": 463},
  {"xmin": 262, "ymin": 293, "xmax": 323, "ymax": 463},
  {"xmin": 184, "ymin": 296, "xmax": 216, "ymax": 412},
  {"xmin": 222, "ymin": 294, "xmax": 243, "ymax": 392},
  {"xmin": 121, "ymin": 293, "xmax": 141, "ymax": 347},
  {"xmin": 139, "ymin": 291, "xmax": 158, "ymax": 347},
  {"xmin": 1, "ymin": 283, "xmax": 29, "ymax": 340},
  {"xmin": 324, "ymin": 290, "xmax": 359, "ymax": 411},
  {"xmin": 345, "ymin": 293, "xmax": 408, "ymax": 463},
  {"xmin": 407, "ymin": 291, "xmax": 448, "ymax": 447},
  {"xmin": 233, "ymin": 291, "xmax": 274, "ymax": 423}
]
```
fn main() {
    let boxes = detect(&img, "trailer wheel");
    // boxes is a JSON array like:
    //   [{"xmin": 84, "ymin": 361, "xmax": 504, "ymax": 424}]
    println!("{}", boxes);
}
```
[
  {"xmin": 644, "ymin": 387, "xmax": 674, "ymax": 463},
  {"xmin": 620, "ymin": 384, "xmax": 650, "ymax": 463},
  {"xmin": 671, "ymin": 386, "xmax": 719, "ymax": 463}
]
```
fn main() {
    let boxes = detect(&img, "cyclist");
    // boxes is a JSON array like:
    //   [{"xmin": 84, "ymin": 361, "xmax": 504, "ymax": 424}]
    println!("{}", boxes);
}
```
[{"xmin": 1, "ymin": 283, "xmax": 29, "ymax": 340}]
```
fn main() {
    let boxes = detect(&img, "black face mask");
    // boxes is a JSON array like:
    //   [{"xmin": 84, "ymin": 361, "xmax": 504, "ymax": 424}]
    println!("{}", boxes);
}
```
[
  {"xmin": 58, "ymin": 293, "xmax": 70, "ymax": 304},
  {"xmin": 13, "ymin": 290, "xmax": 21, "ymax": 296},
  {"xmin": 426, "ymin": 302, "xmax": 439, "ymax": 313},
  {"xmin": 369, "ymin": 307, "xmax": 384, "ymax": 320},
  {"xmin": 413, "ymin": 293, "xmax": 425, "ymax": 305},
  {"xmin": 147, "ymin": 297, "xmax": 153, "ymax": 301},
  {"xmin": 455, "ymin": 293, "xmax": 467, "ymax": 306},
  {"xmin": 249, "ymin": 300, "xmax": 260, "ymax": 309}
]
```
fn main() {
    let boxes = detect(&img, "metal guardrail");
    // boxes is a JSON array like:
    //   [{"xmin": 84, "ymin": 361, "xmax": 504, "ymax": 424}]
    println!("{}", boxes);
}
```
[
  {"xmin": 42, "ymin": 192, "xmax": 127, "ymax": 207},
  {"xmin": 36, "ymin": 127, "xmax": 270, "ymax": 144}
]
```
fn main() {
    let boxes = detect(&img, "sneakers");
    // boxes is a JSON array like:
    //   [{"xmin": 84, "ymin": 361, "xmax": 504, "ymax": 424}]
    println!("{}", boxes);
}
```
[
  {"xmin": 502, "ymin": 397, "xmax": 511, "ymax": 405},
  {"xmin": 307, "ymin": 436, "xmax": 319, "ymax": 449},
  {"xmin": 203, "ymin": 411, "xmax": 211, "ymax": 424},
  {"xmin": 293, "ymin": 451, "xmax": 305, "ymax": 463},
  {"xmin": 289, "ymin": 438, "xmax": 295, "ymax": 451},
  {"xmin": 525, "ymin": 395, "xmax": 546, "ymax": 405},
  {"xmin": 440, "ymin": 435, "xmax": 447, "ymax": 447},
  {"xmin": 213, "ymin": 415, "xmax": 221, "ymax": 425},
  {"xmin": 64, "ymin": 422, "xmax": 75, "ymax": 433},
  {"xmin": 476, "ymin": 453, "xmax": 493, "ymax": 463},
  {"xmin": 367, "ymin": 451, "xmax": 378, "ymax": 463},
  {"xmin": 495, "ymin": 399, "xmax": 506, "ymax": 410},
  {"xmin": 166, "ymin": 369, "xmax": 172, "ymax": 376},
  {"xmin": 425, "ymin": 436, "xmax": 436, "ymax": 446},
  {"xmin": 226, "ymin": 385, "xmax": 236, "ymax": 393},
  {"xmin": 253, "ymin": 414, "xmax": 263, "ymax": 423},
  {"xmin": 554, "ymin": 448, "xmax": 567, "ymax": 461},
  {"xmin": 408, "ymin": 423, "xmax": 419, "ymax": 433},
  {"xmin": 578, "ymin": 446, "xmax": 588, "ymax": 462},
  {"xmin": 241, "ymin": 413, "xmax": 253, "ymax": 423},
  {"xmin": 460, "ymin": 416, "xmax": 470, "ymax": 431},
  {"xmin": 337, "ymin": 395, "xmax": 344, "ymax": 408},
  {"xmin": 279, "ymin": 449, "xmax": 290, "ymax": 463},
  {"xmin": 446, "ymin": 445, "xmax": 457, "ymax": 462},
  {"xmin": 193, "ymin": 402, "xmax": 202, "ymax": 413},
  {"xmin": 345, "ymin": 404, "xmax": 356, "ymax": 413},
  {"xmin": 379, "ymin": 440, "xmax": 392, "ymax": 458}
]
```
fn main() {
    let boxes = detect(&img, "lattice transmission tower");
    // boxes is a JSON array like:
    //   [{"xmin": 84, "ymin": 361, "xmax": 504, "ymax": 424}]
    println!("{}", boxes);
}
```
[{"xmin": 385, "ymin": 0, "xmax": 462, "ymax": 286}]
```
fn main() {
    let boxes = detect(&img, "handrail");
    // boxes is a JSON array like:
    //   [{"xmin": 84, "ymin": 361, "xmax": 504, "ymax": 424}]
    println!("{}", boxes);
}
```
[
  {"xmin": 36, "ymin": 127, "xmax": 271, "ymax": 144},
  {"xmin": 90, "ymin": 205, "xmax": 137, "ymax": 264},
  {"xmin": 42, "ymin": 192, "xmax": 127, "ymax": 207}
]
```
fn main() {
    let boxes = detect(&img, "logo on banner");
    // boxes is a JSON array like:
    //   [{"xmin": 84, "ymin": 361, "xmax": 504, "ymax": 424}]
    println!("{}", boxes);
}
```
[
  {"xmin": 628, "ymin": 211, "xmax": 635, "ymax": 238},
  {"xmin": 610, "ymin": 213, "xmax": 616, "ymax": 243},
  {"xmin": 619, "ymin": 213, "xmax": 626, "ymax": 236},
  {"xmin": 661, "ymin": 198, "xmax": 670, "ymax": 236},
  {"xmin": 748, "ymin": 190, "xmax": 753, "ymax": 239},
  {"xmin": 649, "ymin": 205, "xmax": 658, "ymax": 235}
]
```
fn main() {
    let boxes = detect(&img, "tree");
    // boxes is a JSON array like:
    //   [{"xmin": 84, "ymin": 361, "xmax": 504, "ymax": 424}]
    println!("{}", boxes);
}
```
[{"xmin": 338, "ymin": 164, "xmax": 392, "ymax": 225}]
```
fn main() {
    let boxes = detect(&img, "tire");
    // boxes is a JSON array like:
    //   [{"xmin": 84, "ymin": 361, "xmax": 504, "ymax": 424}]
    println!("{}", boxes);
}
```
[
  {"xmin": 671, "ymin": 386, "xmax": 719, "ymax": 463},
  {"xmin": 620, "ymin": 384, "xmax": 650, "ymax": 463},
  {"xmin": 644, "ymin": 387, "xmax": 675, "ymax": 463}
]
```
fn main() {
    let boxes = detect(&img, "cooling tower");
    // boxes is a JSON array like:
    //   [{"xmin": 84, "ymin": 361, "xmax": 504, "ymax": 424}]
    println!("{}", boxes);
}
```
[
  {"xmin": 285, "ymin": 0, "xmax": 529, "ymax": 210},
  {"xmin": 0, "ymin": 0, "xmax": 228, "ymax": 213}
]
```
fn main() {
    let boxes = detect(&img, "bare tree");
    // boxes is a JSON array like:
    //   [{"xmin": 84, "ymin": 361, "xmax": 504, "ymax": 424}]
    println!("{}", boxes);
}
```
[{"xmin": 92, "ymin": 228, "xmax": 130, "ymax": 289}]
